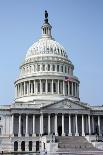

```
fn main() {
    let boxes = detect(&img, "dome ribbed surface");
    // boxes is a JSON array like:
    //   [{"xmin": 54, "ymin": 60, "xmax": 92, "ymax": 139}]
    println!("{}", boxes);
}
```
[{"xmin": 26, "ymin": 38, "xmax": 68, "ymax": 59}]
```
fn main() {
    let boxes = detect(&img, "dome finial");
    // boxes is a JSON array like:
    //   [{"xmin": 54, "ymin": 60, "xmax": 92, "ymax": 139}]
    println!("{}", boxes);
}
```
[{"xmin": 44, "ymin": 10, "xmax": 48, "ymax": 23}]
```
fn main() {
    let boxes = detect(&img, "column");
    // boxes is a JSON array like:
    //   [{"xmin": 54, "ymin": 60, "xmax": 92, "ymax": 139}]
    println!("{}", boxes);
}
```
[
  {"xmin": 17, "ymin": 85, "xmax": 18, "ymax": 97},
  {"xmin": 25, "ymin": 141, "xmax": 29, "ymax": 151},
  {"xmin": 46, "ymin": 79, "xmax": 47, "ymax": 94},
  {"xmin": 31, "ymin": 81, "xmax": 33, "ymax": 94},
  {"xmin": 68, "ymin": 114, "xmax": 72, "ymax": 136},
  {"xmin": 18, "ymin": 141, "xmax": 21, "ymax": 152},
  {"xmin": 18, "ymin": 115, "xmax": 21, "ymax": 137},
  {"xmin": 25, "ymin": 114, "xmax": 29, "ymax": 137},
  {"xmin": 98, "ymin": 115, "xmax": 101, "ymax": 136},
  {"xmin": 52, "ymin": 80, "xmax": 53, "ymax": 94},
  {"xmin": 48, "ymin": 114, "xmax": 50, "ymax": 135},
  {"xmin": 19, "ymin": 83, "xmax": 21, "ymax": 97},
  {"xmin": 27, "ymin": 82, "xmax": 29, "ymax": 95},
  {"xmin": 55, "ymin": 114, "xmax": 58, "ymax": 136},
  {"xmin": 58, "ymin": 80, "xmax": 59, "ymax": 94},
  {"xmin": 11, "ymin": 114, "xmax": 14, "ymax": 136},
  {"xmin": 75, "ymin": 114, "xmax": 79, "ymax": 136},
  {"xmin": 24, "ymin": 81, "xmax": 25, "ymax": 96},
  {"xmin": 62, "ymin": 114, "xmax": 65, "ymax": 136},
  {"xmin": 32, "ymin": 115, "xmax": 36, "ymax": 137},
  {"xmin": 63, "ymin": 81, "xmax": 65, "ymax": 95},
  {"xmin": 40, "ymin": 114, "xmax": 43, "ymax": 135},
  {"xmin": 72, "ymin": 82, "xmax": 73, "ymax": 96},
  {"xmin": 40, "ymin": 79, "xmax": 42, "ymax": 94},
  {"xmin": 82, "ymin": 115, "xmax": 85, "ymax": 136},
  {"xmin": 92, "ymin": 115, "xmax": 94, "ymax": 134},
  {"xmin": 28, "ymin": 81, "xmax": 30, "ymax": 95},
  {"xmin": 21, "ymin": 82, "xmax": 23, "ymax": 96},
  {"xmin": 68, "ymin": 81, "xmax": 70, "ymax": 96},
  {"xmin": 15, "ymin": 85, "xmax": 17, "ymax": 98},
  {"xmin": 32, "ymin": 141, "xmax": 36, "ymax": 152},
  {"xmin": 88, "ymin": 115, "xmax": 91, "ymax": 135},
  {"xmin": 77, "ymin": 84, "xmax": 79, "ymax": 98},
  {"xmin": 75, "ymin": 83, "xmax": 77, "ymax": 97},
  {"xmin": 34, "ymin": 80, "xmax": 36, "ymax": 94}
]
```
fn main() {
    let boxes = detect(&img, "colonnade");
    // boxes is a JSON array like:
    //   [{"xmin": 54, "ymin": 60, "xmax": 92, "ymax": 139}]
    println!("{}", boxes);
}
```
[
  {"xmin": 11, "ymin": 113, "xmax": 102, "ymax": 137},
  {"xmin": 15, "ymin": 79, "xmax": 79, "ymax": 98}
]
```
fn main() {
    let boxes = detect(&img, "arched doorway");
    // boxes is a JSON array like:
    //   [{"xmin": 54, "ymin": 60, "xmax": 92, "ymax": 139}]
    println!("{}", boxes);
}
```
[
  {"xmin": 58, "ymin": 125, "xmax": 62, "ymax": 136},
  {"xmin": 14, "ymin": 141, "xmax": 18, "ymax": 151},
  {"xmin": 21, "ymin": 141, "xmax": 25, "ymax": 151},
  {"xmin": 29, "ymin": 141, "xmax": 32, "ymax": 151}
]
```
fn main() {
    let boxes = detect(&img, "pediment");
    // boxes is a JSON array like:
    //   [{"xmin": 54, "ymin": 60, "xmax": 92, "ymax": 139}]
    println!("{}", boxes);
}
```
[{"xmin": 42, "ymin": 99, "xmax": 90, "ymax": 110}]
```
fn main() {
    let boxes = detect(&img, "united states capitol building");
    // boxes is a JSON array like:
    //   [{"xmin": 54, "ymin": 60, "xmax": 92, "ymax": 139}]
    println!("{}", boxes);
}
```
[{"xmin": 0, "ymin": 11, "xmax": 103, "ymax": 153}]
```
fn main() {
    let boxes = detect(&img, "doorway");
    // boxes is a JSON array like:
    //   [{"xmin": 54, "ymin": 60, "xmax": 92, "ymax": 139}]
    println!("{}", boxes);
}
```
[
  {"xmin": 29, "ymin": 141, "xmax": 32, "ymax": 151},
  {"xmin": 36, "ymin": 141, "xmax": 39, "ymax": 152},
  {"xmin": 21, "ymin": 141, "xmax": 25, "ymax": 151},
  {"xmin": 58, "ymin": 125, "xmax": 62, "ymax": 136},
  {"xmin": 14, "ymin": 141, "xmax": 18, "ymax": 151}
]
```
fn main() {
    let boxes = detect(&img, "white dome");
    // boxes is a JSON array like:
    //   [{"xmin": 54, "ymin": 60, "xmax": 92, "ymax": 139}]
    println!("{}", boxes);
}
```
[
  {"xmin": 15, "ymin": 12, "xmax": 80, "ymax": 103},
  {"xmin": 25, "ymin": 37, "xmax": 68, "ymax": 60}
]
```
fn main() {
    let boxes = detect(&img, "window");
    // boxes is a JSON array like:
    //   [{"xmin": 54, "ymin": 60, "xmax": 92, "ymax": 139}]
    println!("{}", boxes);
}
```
[
  {"xmin": 25, "ymin": 82, "xmax": 28, "ymax": 94},
  {"xmin": 65, "ymin": 66, "xmax": 67, "ymax": 73},
  {"xmin": 61, "ymin": 65, "xmax": 63, "ymax": 72},
  {"xmin": 68, "ymin": 66, "xmax": 70, "ymax": 74},
  {"xmin": 48, "ymin": 64, "xmax": 50, "ymax": 71},
  {"xmin": 37, "ymin": 65, "xmax": 40, "ymax": 71},
  {"xmin": 33, "ymin": 65, "xmax": 35, "ymax": 72},
  {"xmin": 30, "ymin": 65, "xmax": 32, "ymax": 73},
  {"xmin": 37, "ymin": 82, "xmax": 40, "ymax": 93},
  {"xmin": 43, "ymin": 65, "xmax": 45, "ymax": 71},
  {"xmin": 59, "ymin": 81, "xmax": 63, "ymax": 94},
  {"xmin": 69, "ymin": 82, "xmax": 72, "ymax": 95},
  {"xmin": 52, "ymin": 65, "xmax": 55, "ymax": 71},
  {"xmin": 53, "ymin": 83, "xmax": 56, "ymax": 93},
  {"xmin": 42, "ymin": 82, "xmax": 45, "ymax": 92},
  {"xmin": 48, "ymin": 82, "xmax": 51, "ymax": 92},
  {"xmin": 0, "ymin": 128, "xmax": 1, "ymax": 135},
  {"xmin": 57, "ymin": 65, "xmax": 59, "ymax": 72}
]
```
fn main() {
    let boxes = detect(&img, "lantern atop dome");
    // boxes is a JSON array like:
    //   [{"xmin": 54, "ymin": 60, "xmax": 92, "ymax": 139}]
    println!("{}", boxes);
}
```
[{"xmin": 41, "ymin": 10, "xmax": 52, "ymax": 38}]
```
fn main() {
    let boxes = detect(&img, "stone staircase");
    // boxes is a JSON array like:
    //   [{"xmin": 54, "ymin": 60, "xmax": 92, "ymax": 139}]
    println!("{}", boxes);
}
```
[{"xmin": 56, "ymin": 136, "xmax": 99, "ymax": 152}]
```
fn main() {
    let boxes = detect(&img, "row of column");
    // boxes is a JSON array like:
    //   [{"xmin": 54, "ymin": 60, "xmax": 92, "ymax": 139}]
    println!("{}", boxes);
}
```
[
  {"xmin": 15, "ymin": 79, "xmax": 79, "ymax": 98},
  {"xmin": 11, "ymin": 114, "xmax": 101, "ymax": 137}
]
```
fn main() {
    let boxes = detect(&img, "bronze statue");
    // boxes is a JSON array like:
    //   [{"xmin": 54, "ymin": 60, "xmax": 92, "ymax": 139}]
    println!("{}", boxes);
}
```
[
  {"xmin": 45, "ymin": 10, "xmax": 48, "ymax": 19},
  {"xmin": 44, "ymin": 10, "xmax": 48, "ymax": 23}
]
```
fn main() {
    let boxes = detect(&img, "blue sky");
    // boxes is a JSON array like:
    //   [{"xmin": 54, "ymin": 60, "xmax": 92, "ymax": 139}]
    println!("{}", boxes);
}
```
[{"xmin": 0, "ymin": 0, "xmax": 103, "ymax": 105}]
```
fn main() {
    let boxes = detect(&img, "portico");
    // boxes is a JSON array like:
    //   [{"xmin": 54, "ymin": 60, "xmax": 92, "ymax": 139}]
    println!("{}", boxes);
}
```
[{"xmin": 11, "ymin": 99, "xmax": 103, "ymax": 138}]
